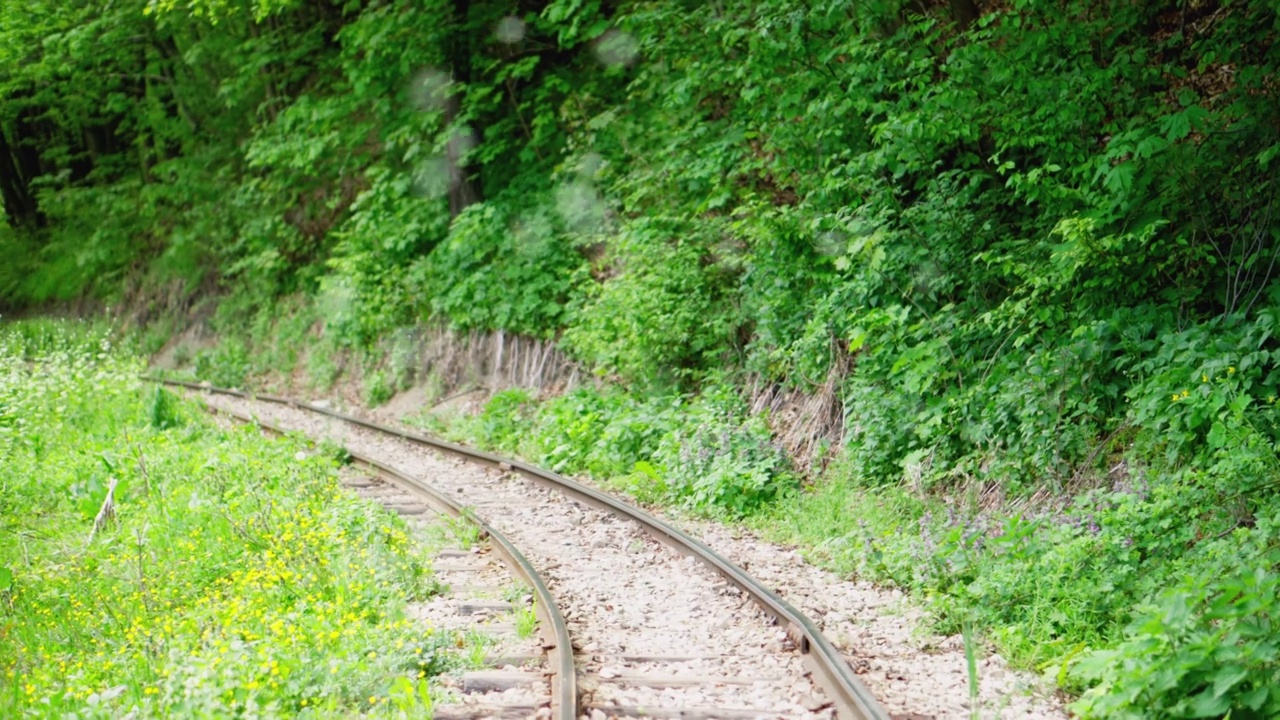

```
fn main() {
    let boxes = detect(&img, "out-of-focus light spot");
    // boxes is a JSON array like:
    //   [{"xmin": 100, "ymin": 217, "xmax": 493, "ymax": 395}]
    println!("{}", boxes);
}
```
[
  {"xmin": 815, "ymin": 231, "xmax": 846, "ymax": 256},
  {"xmin": 409, "ymin": 68, "xmax": 451, "ymax": 111},
  {"xmin": 317, "ymin": 277, "xmax": 358, "ymax": 331},
  {"xmin": 556, "ymin": 181, "xmax": 606, "ymax": 234},
  {"xmin": 413, "ymin": 156, "xmax": 451, "ymax": 198},
  {"xmin": 448, "ymin": 126, "xmax": 478, "ymax": 157},
  {"xmin": 579, "ymin": 152, "xmax": 603, "ymax": 177},
  {"xmin": 510, "ymin": 211, "xmax": 555, "ymax": 254},
  {"xmin": 495, "ymin": 16, "xmax": 525, "ymax": 44},
  {"xmin": 593, "ymin": 29, "xmax": 639, "ymax": 67}
]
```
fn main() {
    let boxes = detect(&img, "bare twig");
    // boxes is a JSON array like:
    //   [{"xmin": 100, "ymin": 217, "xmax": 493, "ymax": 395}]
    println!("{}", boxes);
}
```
[
  {"xmin": 84, "ymin": 477, "xmax": 120, "ymax": 549},
  {"xmin": 135, "ymin": 523, "xmax": 151, "ymax": 612}
]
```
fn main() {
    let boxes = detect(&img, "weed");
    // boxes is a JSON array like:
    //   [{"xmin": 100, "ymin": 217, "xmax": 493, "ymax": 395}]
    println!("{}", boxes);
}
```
[
  {"xmin": 446, "ymin": 516, "xmax": 483, "ymax": 551},
  {"xmin": 461, "ymin": 629, "xmax": 496, "ymax": 669},
  {"xmin": 148, "ymin": 386, "xmax": 181, "ymax": 430},
  {"xmin": 501, "ymin": 583, "xmax": 529, "ymax": 604},
  {"xmin": 962, "ymin": 620, "xmax": 980, "ymax": 720},
  {"xmin": 453, "ymin": 384, "xmax": 796, "ymax": 518},
  {"xmin": 365, "ymin": 370, "xmax": 394, "ymax": 407},
  {"xmin": 513, "ymin": 603, "xmax": 538, "ymax": 640}
]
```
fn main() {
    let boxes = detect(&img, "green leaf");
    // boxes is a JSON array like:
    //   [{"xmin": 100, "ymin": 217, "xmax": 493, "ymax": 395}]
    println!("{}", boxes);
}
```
[
  {"xmin": 0, "ymin": 566, "xmax": 11, "ymax": 591},
  {"xmin": 1210, "ymin": 665, "xmax": 1249, "ymax": 698},
  {"xmin": 848, "ymin": 328, "xmax": 867, "ymax": 353},
  {"xmin": 1206, "ymin": 421, "xmax": 1227, "ymax": 449},
  {"xmin": 1185, "ymin": 686, "xmax": 1231, "ymax": 717},
  {"xmin": 1240, "ymin": 684, "xmax": 1270, "ymax": 710}
]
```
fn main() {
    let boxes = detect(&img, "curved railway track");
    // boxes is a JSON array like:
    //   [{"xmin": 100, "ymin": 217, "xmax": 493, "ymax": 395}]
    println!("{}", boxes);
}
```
[{"xmin": 153, "ymin": 378, "xmax": 889, "ymax": 720}]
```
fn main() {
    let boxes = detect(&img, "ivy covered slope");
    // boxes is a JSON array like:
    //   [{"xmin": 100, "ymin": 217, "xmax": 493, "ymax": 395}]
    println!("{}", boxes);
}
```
[
  {"xmin": 3, "ymin": 0, "xmax": 1280, "ymax": 716},
  {"xmin": 0, "ymin": 322, "xmax": 441, "ymax": 717}
]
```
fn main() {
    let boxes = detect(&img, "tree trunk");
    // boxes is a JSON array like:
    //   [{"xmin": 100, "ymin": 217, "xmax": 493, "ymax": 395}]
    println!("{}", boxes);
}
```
[
  {"xmin": 950, "ymin": 0, "xmax": 978, "ymax": 30},
  {"xmin": 0, "ymin": 128, "xmax": 41, "ymax": 228},
  {"xmin": 445, "ymin": 0, "xmax": 481, "ymax": 219}
]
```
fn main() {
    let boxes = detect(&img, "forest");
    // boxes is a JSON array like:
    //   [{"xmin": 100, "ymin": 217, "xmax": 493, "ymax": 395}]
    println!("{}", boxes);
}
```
[{"xmin": 3, "ymin": 0, "xmax": 1280, "ymax": 716}]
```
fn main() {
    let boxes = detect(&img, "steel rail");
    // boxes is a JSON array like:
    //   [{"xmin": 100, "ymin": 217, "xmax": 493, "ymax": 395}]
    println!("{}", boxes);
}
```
[
  {"xmin": 197, "ymin": 399, "xmax": 577, "ymax": 720},
  {"xmin": 153, "ymin": 377, "xmax": 890, "ymax": 720}
]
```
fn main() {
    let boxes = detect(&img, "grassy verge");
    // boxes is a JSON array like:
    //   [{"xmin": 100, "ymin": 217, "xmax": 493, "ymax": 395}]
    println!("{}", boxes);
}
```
[{"xmin": 0, "ymin": 320, "xmax": 446, "ymax": 718}]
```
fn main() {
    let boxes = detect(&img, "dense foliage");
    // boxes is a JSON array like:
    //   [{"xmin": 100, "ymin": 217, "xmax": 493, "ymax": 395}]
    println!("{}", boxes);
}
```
[
  {"xmin": 4, "ymin": 0, "xmax": 1280, "ymax": 714},
  {"xmin": 0, "ymin": 321, "xmax": 443, "ymax": 717},
  {"xmin": 429, "ymin": 384, "xmax": 796, "ymax": 517}
]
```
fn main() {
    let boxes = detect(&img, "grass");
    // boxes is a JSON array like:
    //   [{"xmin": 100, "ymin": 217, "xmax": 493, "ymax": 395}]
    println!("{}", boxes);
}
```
[
  {"xmin": 444, "ymin": 516, "xmax": 483, "ymax": 551},
  {"xmin": 0, "ymin": 320, "xmax": 447, "ymax": 718},
  {"xmin": 500, "ymin": 583, "xmax": 529, "ymax": 604},
  {"xmin": 513, "ymin": 604, "xmax": 538, "ymax": 640}
]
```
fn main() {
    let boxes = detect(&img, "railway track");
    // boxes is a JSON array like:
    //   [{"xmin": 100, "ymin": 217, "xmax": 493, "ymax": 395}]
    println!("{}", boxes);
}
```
[{"xmin": 154, "ymin": 378, "xmax": 889, "ymax": 720}]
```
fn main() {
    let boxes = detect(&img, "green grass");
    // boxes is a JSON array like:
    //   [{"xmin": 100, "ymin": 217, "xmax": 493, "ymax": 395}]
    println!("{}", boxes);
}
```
[
  {"xmin": 0, "ymin": 320, "xmax": 443, "ymax": 718},
  {"xmin": 512, "ymin": 604, "xmax": 537, "ymax": 640}
]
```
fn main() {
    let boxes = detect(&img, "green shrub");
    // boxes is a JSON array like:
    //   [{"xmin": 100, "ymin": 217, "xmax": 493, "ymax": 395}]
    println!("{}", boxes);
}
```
[
  {"xmin": 364, "ymin": 369, "xmax": 394, "ymax": 407},
  {"xmin": 562, "ymin": 220, "xmax": 738, "ymax": 387},
  {"xmin": 458, "ymin": 384, "xmax": 794, "ymax": 518},
  {"xmin": 416, "ymin": 194, "xmax": 586, "ymax": 339},
  {"xmin": 1071, "ymin": 534, "xmax": 1280, "ymax": 719},
  {"xmin": 192, "ymin": 339, "xmax": 251, "ymax": 388}
]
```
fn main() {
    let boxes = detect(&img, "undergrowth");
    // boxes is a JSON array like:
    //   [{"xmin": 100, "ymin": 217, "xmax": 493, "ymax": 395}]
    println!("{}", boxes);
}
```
[
  {"xmin": 434, "ymin": 384, "xmax": 796, "ymax": 519},
  {"xmin": 0, "ymin": 320, "xmax": 444, "ymax": 718},
  {"xmin": 421, "ymin": 377, "xmax": 1280, "ymax": 717}
]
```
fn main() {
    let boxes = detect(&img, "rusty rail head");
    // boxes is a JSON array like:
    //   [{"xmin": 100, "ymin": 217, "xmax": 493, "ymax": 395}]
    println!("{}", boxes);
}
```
[{"xmin": 152, "ymin": 377, "xmax": 889, "ymax": 720}]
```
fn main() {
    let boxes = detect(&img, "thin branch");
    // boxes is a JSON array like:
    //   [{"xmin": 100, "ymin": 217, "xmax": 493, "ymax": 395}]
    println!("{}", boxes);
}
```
[{"xmin": 84, "ymin": 477, "xmax": 119, "ymax": 549}]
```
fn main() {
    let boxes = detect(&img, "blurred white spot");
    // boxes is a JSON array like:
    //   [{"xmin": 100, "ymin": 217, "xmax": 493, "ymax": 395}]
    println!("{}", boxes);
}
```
[
  {"xmin": 295, "ymin": 451, "xmax": 307, "ymax": 461},
  {"xmin": 815, "ymin": 231, "xmax": 846, "ymax": 256},
  {"xmin": 495, "ymin": 16, "xmax": 525, "ymax": 44},
  {"xmin": 448, "ymin": 126, "xmax": 478, "ymax": 157},
  {"xmin": 579, "ymin": 152, "xmax": 603, "ymax": 177},
  {"xmin": 593, "ymin": 29, "xmax": 638, "ymax": 67},
  {"xmin": 317, "ymin": 277, "xmax": 358, "ymax": 333},
  {"xmin": 413, "ymin": 156, "xmax": 451, "ymax": 198},
  {"xmin": 409, "ymin": 68, "xmax": 451, "ymax": 111},
  {"xmin": 511, "ymin": 210, "xmax": 555, "ymax": 253},
  {"xmin": 556, "ymin": 181, "xmax": 606, "ymax": 234}
]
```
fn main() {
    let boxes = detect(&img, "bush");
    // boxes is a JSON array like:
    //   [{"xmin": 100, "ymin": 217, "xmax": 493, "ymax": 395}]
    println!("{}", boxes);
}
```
[
  {"xmin": 1071, "ymin": 533, "xmax": 1280, "ymax": 719},
  {"xmin": 457, "ymin": 384, "xmax": 795, "ymax": 518}
]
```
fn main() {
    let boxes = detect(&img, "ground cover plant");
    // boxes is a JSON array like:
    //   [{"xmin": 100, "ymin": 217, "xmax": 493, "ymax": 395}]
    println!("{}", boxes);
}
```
[
  {"xmin": 427, "ymin": 384, "xmax": 796, "ymax": 518},
  {"xmin": 0, "ymin": 320, "xmax": 444, "ymax": 718}
]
